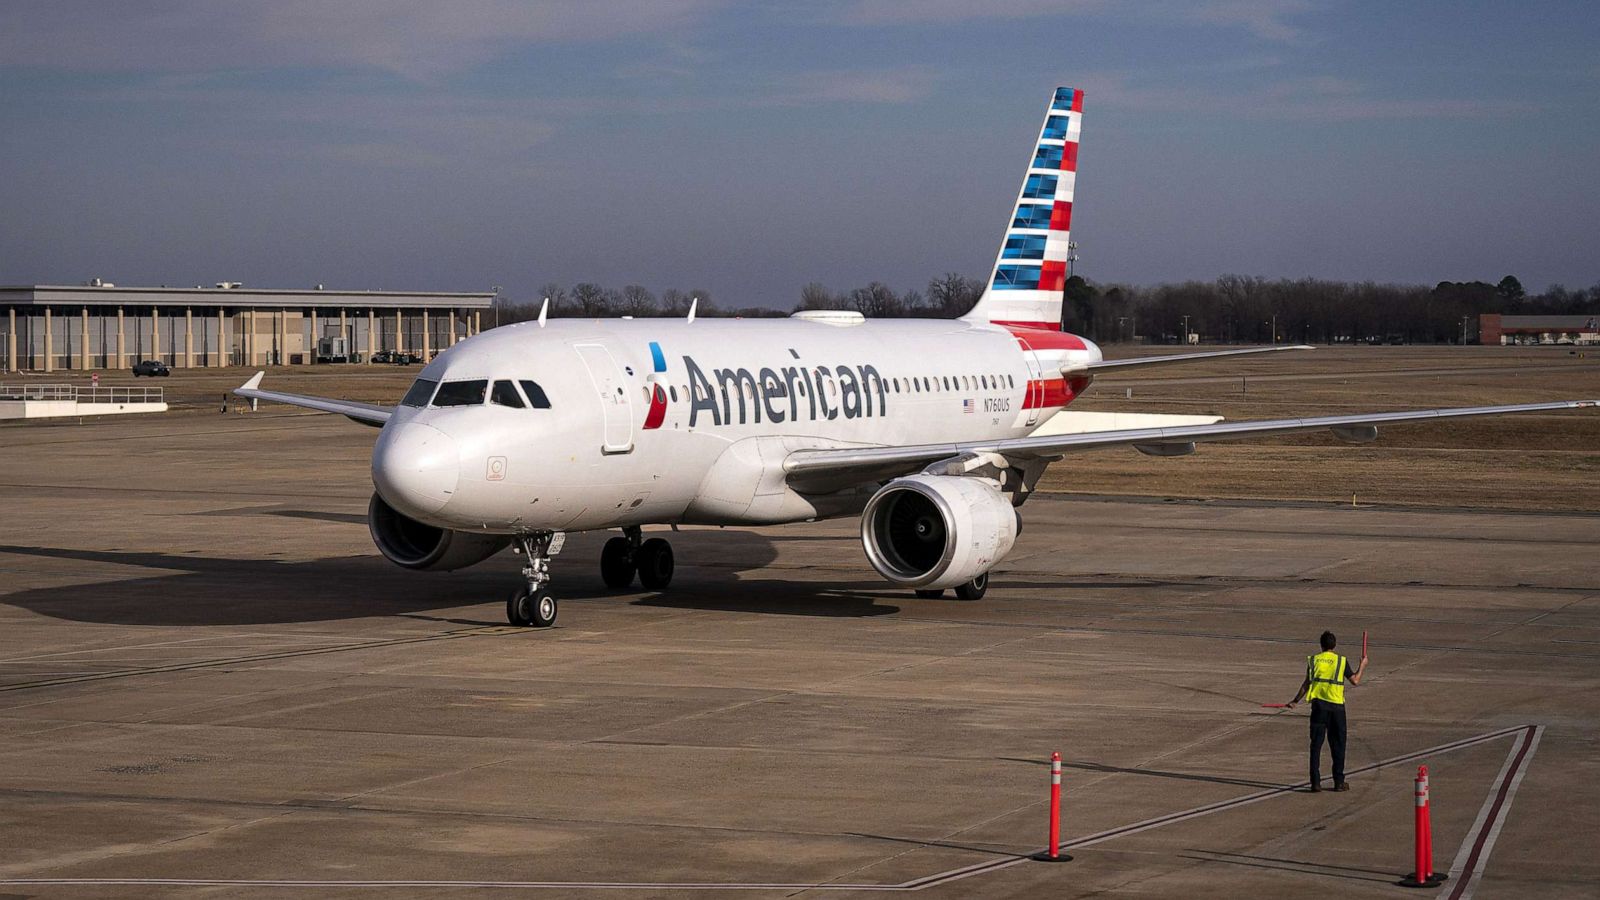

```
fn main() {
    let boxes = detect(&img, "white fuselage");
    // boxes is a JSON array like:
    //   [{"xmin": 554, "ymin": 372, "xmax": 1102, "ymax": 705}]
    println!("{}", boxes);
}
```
[{"xmin": 372, "ymin": 316, "xmax": 1102, "ymax": 534}]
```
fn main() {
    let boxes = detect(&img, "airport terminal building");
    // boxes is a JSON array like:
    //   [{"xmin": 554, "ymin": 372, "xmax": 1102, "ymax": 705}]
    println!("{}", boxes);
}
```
[
  {"xmin": 1479, "ymin": 313, "xmax": 1600, "ymax": 346},
  {"xmin": 0, "ymin": 283, "xmax": 496, "ymax": 372}
]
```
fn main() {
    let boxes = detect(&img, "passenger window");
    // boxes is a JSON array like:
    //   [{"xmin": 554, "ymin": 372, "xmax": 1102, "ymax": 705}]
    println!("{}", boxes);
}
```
[
  {"xmin": 491, "ymin": 380, "xmax": 525, "ymax": 408},
  {"xmin": 518, "ymin": 380, "xmax": 552, "ymax": 409},
  {"xmin": 401, "ymin": 378, "xmax": 438, "ymax": 408},
  {"xmin": 669, "ymin": 386, "xmax": 678, "ymax": 402},
  {"xmin": 432, "ymin": 380, "xmax": 487, "ymax": 407}
]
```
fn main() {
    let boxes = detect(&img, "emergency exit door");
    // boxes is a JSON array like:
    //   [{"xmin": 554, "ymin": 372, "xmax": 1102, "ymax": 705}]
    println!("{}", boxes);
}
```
[{"xmin": 574, "ymin": 343, "xmax": 634, "ymax": 454}]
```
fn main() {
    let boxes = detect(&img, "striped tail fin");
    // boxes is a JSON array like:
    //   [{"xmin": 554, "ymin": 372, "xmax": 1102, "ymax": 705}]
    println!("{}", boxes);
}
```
[{"xmin": 963, "ymin": 86, "xmax": 1082, "ymax": 330}]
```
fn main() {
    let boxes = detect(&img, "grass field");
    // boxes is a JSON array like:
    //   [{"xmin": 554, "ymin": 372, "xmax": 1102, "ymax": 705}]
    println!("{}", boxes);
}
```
[
  {"xmin": 9, "ymin": 344, "xmax": 1599, "ymax": 511},
  {"xmin": 1059, "ymin": 344, "xmax": 1600, "ymax": 510}
]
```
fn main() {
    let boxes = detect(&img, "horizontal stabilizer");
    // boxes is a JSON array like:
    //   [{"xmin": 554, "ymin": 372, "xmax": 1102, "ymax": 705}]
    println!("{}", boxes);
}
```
[{"xmin": 1071, "ymin": 345, "xmax": 1313, "ymax": 373}]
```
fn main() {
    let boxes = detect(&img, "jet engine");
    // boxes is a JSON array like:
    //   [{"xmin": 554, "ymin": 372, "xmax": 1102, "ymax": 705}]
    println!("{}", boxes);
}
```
[
  {"xmin": 861, "ymin": 475, "xmax": 1018, "ymax": 590},
  {"xmin": 368, "ymin": 493, "xmax": 510, "ymax": 571}
]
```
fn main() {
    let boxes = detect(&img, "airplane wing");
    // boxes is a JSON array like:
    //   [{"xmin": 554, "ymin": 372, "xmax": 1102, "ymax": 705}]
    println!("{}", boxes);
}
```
[
  {"xmin": 1073, "ymin": 344, "xmax": 1313, "ymax": 372},
  {"xmin": 232, "ymin": 371, "xmax": 392, "ymax": 427},
  {"xmin": 783, "ymin": 399, "xmax": 1600, "ymax": 492}
]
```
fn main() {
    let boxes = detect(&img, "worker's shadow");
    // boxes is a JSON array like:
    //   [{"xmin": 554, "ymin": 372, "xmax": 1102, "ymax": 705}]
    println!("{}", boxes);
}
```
[{"xmin": 0, "ymin": 527, "xmax": 898, "ymax": 627}]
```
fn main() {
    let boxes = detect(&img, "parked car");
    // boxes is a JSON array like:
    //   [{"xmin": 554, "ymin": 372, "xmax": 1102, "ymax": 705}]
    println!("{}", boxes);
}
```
[{"xmin": 131, "ymin": 360, "xmax": 170, "ymax": 377}]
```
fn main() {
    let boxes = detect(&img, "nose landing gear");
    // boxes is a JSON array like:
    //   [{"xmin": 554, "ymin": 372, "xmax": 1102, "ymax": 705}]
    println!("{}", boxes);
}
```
[{"xmin": 507, "ymin": 531, "xmax": 562, "ymax": 627}]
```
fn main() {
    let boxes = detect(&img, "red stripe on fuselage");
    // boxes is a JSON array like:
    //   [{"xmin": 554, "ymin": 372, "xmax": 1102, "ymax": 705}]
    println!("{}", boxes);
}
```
[
  {"xmin": 1023, "ymin": 375, "xmax": 1091, "ymax": 410},
  {"xmin": 999, "ymin": 324, "xmax": 1086, "ymax": 350},
  {"xmin": 642, "ymin": 385, "xmax": 667, "ymax": 429}
]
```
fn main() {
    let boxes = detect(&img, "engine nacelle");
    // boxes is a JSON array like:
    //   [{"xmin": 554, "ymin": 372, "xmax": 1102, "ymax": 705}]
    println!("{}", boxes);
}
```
[
  {"xmin": 861, "ymin": 475, "xmax": 1018, "ymax": 590},
  {"xmin": 368, "ymin": 493, "xmax": 510, "ymax": 571}
]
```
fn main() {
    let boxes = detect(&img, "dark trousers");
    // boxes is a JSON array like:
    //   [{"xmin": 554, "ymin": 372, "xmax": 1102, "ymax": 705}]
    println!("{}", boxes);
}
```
[{"xmin": 1308, "ymin": 699, "xmax": 1347, "ymax": 786}]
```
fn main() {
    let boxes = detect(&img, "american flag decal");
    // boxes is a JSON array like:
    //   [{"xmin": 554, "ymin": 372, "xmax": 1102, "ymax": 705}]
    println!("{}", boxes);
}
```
[{"xmin": 962, "ymin": 398, "xmax": 975, "ymax": 414}]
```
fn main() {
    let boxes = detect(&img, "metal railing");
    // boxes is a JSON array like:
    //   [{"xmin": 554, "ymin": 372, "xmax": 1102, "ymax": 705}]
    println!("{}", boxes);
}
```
[{"xmin": 0, "ymin": 384, "xmax": 164, "ymax": 403}]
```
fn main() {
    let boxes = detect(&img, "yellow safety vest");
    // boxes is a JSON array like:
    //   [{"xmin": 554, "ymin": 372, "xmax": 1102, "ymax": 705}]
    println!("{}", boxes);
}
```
[{"xmin": 1306, "ymin": 651, "xmax": 1347, "ymax": 704}]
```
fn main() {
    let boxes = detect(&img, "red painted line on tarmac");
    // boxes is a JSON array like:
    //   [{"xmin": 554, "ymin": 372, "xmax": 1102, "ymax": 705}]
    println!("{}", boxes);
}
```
[
  {"xmin": 0, "ymin": 725, "xmax": 1541, "ymax": 893},
  {"xmin": 1442, "ymin": 725, "xmax": 1543, "ymax": 900}
]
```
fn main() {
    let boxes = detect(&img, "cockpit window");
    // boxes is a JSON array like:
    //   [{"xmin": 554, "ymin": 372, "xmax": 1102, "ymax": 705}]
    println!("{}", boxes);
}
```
[
  {"xmin": 519, "ymin": 380, "xmax": 552, "ymax": 409},
  {"xmin": 432, "ymin": 380, "xmax": 488, "ymax": 407},
  {"xmin": 490, "ymin": 380, "xmax": 525, "ymax": 409},
  {"xmin": 401, "ymin": 378, "xmax": 438, "ymax": 408}
]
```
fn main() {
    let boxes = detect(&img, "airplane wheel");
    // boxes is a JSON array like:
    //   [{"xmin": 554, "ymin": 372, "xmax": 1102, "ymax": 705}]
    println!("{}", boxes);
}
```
[
  {"xmin": 508, "ymin": 586, "xmax": 558, "ymax": 627},
  {"xmin": 636, "ymin": 538, "xmax": 674, "ymax": 589},
  {"xmin": 600, "ymin": 537, "xmax": 636, "ymax": 589},
  {"xmin": 954, "ymin": 573, "xmax": 989, "ymax": 601},
  {"xmin": 915, "ymin": 589, "xmax": 945, "ymax": 599}
]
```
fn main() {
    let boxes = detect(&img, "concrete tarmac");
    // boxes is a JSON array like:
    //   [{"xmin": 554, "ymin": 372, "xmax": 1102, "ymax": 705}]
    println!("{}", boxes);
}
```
[{"xmin": 2, "ymin": 411, "xmax": 1598, "ymax": 898}]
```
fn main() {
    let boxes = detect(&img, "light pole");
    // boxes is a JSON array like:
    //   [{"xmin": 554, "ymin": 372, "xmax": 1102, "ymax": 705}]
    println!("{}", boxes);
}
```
[
  {"xmin": 491, "ymin": 285, "xmax": 503, "ymax": 328},
  {"xmin": 1181, "ymin": 315, "xmax": 1191, "ymax": 345}
]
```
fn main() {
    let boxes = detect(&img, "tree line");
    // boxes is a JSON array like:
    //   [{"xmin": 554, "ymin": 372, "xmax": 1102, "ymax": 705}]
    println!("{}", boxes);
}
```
[{"xmin": 496, "ymin": 273, "xmax": 1598, "ymax": 344}]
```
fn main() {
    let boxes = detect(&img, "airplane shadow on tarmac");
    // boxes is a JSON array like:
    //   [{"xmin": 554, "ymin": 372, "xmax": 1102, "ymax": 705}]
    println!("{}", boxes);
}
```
[{"xmin": 0, "ymin": 522, "xmax": 901, "ymax": 627}]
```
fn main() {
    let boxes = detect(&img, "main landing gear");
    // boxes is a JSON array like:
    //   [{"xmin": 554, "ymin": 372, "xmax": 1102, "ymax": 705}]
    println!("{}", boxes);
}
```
[
  {"xmin": 599, "ymin": 526, "xmax": 675, "ymax": 591},
  {"xmin": 507, "ymin": 531, "xmax": 561, "ymax": 628}
]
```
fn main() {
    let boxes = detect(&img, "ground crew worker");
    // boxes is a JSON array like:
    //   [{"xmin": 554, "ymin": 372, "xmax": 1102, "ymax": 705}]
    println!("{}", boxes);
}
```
[{"xmin": 1287, "ymin": 631, "xmax": 1366, "ymax": 792}]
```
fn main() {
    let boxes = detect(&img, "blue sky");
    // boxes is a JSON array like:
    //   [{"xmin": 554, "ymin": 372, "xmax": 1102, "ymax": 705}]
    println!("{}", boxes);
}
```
[{"xmin": 2, "ymin": 1, "xmax": 1596, "ymax": 305}]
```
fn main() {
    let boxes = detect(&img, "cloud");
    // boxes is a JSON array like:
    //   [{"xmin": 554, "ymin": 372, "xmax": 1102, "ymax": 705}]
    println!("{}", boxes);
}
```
[
  {"xmin": 1086, "ymin": 72, "xmax": 1532, "ymax": 122},
  {"xmin": 0, "ymin": 0, "xmax": 722, "ymax": 79},
  {"xmin": 767, "ymin": 67, "xmax": 940, "ymax": 105},
  {"xmin": 839, "ymin": 0, "xmax": 1313, "ymax": 41}
]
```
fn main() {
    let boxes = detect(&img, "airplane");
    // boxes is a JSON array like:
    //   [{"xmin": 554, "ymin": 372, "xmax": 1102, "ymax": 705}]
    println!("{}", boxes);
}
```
[{"xmin": 236, "ymin": 86, "xmax": 1599, "ymax": 628}]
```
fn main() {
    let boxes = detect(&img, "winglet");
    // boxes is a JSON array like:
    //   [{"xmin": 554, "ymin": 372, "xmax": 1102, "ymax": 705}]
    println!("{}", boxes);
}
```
[
  {"xmin": 538, "ymin": 297, "xmax": 549, "ymax": 328},
  {"xmin": 687, "ymin": 297, "xmax": 698, "ymax": 323},
  {"xmin": 240, "ymin": 371, "xmax": 264, "ymax": 391}
]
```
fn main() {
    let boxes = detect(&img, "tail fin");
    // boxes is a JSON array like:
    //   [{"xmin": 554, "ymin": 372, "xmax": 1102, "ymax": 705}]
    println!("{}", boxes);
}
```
[{"xmin": 963, "ymin": 86, "xmax": 1082, "ymax": 330}]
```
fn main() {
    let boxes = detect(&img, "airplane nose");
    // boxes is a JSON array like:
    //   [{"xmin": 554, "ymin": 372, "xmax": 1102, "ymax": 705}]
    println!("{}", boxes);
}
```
[{"xmin": 372, "ymin": 422, "xmax": 460, "ymax": 516}]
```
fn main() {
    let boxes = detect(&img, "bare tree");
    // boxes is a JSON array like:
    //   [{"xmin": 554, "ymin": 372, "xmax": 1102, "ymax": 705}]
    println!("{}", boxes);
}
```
[
  {"xmin": 798, "ymin": 282, "xmax": 841, "ymax": 310},
  {"xmin": 928, "ymin": 272, "xmax": 982, "ymax": 318},
  {"xmin": 659, "ymin": 288, "xmax": 690, "ymax": 316},
  {"xmin": 848, "ymin": 282, "xmax": 903, "ymax": 317},
  {"xmin": 571, "ymin": 282, "xmax": 610, "ymax": 317}
]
